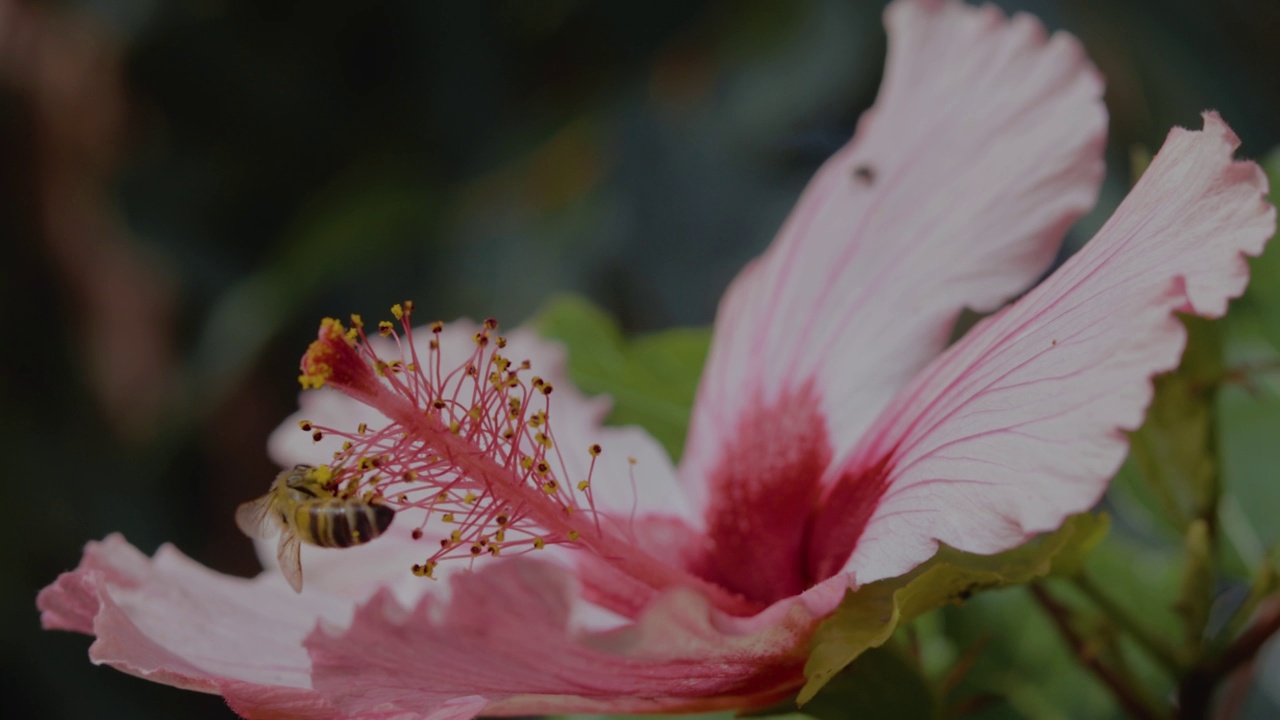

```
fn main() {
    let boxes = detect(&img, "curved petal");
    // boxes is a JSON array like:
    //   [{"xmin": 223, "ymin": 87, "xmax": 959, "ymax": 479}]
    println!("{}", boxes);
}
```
[
  {"xmin": 307, "ymin": 558, "xmax": 854, "ymax": 718},
  {"xmin": 680, "ymin": 0, "xmax": 1106, "ymax": 602},
  {"xmin": 36, "ymin": 535, "xmax": 358, "ymax": 719},
  {"xmin": 809, "ymin": 113, "xmax": 1275, "ymax": 583}
]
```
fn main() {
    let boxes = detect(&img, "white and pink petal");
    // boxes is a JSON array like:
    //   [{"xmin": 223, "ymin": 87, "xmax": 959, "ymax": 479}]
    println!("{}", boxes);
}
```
[
  {"xmin": 808, "ymin": 113, "xmax": 1275, "ymax": 584},
  {"xmin": 680, "ymin": 0, "xmax": 1107, "ymax": 604},
  {"xmin": 306, "ymin": 558, "xmax": 852, "ymax": 718}
]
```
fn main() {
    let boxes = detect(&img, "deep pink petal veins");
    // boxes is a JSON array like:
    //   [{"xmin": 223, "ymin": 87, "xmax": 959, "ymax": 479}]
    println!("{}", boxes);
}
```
[
  {"xmin": 809, "ymin": 112, "xmax": 1276, "ymax": 583},
  {"xmin": 680, "ymin": 0, "xmax": 1107, "ymax": 604},
  {"xmin": 305, "ymin": 557, "xmax": 853, "ymax": 718}
]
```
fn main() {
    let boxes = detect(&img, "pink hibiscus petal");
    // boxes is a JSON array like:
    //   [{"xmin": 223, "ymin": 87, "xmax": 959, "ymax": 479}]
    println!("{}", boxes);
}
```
[
  {"xmin": 307, "ymin": 557, "xmax": 853, "ymax": 718},
  {"xmin": 680, "ymin": 0, "xmax": 1106, "ymax": 603},
  {"xmin": 37, "ymin": 534, "xmax": 359, "ymax": 719},
  {"xmin": 809, "ymin": 112, "xmax": 1275, "ymax": 583}
]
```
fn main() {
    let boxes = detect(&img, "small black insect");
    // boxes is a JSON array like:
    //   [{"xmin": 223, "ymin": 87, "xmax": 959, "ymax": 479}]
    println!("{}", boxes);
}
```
[{"xmin": 852, "ymin": 164, "xmax": 876, "ymax": 185}]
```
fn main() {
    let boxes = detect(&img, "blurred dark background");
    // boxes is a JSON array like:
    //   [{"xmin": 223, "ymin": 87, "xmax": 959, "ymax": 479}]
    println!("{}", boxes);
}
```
[{"xmin": 4, "ymin": 0, "xmax": 1279, "ymax": 718}]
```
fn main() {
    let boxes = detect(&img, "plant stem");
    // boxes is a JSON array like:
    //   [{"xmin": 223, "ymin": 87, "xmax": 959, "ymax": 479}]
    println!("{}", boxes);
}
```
[
  {"xmin": 1176, "ymin": 594, "xmax": 1280, "ymax": 719},
  {"xmin": 1031, "ymin": 584, "xmax": 1170, "ymax": 720},
  {"xmin": 1073, "ymin": 574, "xmax": 1186, "ymax": 675}
]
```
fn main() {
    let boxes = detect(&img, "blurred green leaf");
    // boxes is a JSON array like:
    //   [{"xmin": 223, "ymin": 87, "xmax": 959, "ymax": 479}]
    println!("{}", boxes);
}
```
[
  {"xmin": 536, "ymin": 295, "xmax": 710, "ymax": 461},
  {"xmin": 943, "ymin": 532, "xmax": 1183, "ymax": 720},
  {"xmin": 1240, "ymin": 148, "xmax": 1280, "ymax": 352},
  {"xmin": 797, "ymin": 646, "xmax": 937, "ymax": 720},
  {"xmin": 1121, "ymin": 316, "xmax": 1223, "ymax": 534},
  {"xmin": 800, "ymin": 514, "xmax": 1109, "ymax": 705},
  {"xmin": 193, "ymin": 177, "xmax": 436, "ymax": 408},
  {"xmin": 1175, "ymin": 519, "xmax": 1213, "ymax": 655}
]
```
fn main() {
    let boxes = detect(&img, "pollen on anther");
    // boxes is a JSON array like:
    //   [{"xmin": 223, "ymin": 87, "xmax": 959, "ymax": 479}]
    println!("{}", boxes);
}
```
[
  {"xmin": 533, "ymin": 538, "xmax": 546, "ymax": 549},
  {"xmin": 567, "ymin": 530, "xmax": 580, "ymax": 541},
  {"xmin": 589, "ymin": 444, "xmax": 602, "ymax": 457},
  {"xmin": 298, "ymin": 420, "xmax": 313, "ymax": 431}
]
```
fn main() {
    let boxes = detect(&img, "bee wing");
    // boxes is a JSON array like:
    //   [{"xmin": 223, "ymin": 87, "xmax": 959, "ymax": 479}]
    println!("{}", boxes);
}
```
[
  {"xmin": 277, "ymin": 532, "xmax": 304, "ymax": 593},
  {"xmin": 235, "ymin": 494, "xmax": 280, "ymax": 540}
]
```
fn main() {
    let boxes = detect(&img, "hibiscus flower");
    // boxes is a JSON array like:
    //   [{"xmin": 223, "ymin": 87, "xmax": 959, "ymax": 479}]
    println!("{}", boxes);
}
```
[{"xmin": 38, "ymin": 0, "xmax": 1274, "ymax": 718}]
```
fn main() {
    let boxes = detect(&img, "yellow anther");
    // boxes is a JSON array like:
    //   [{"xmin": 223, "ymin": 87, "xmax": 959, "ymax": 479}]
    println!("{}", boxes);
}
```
[
  {"xmin": 378, "ymin": 320, "xmax": 394, "ymax": 336},
  {"xmin": 442, "ymin": 513, "xmax": 454, "ymax": 523},
  {"xmin": 589, "ymin": 444, "xmax": 602, "ymax": 457},
  {"xmin": 533, "ymin": 537, "xmax": 545, "ymax": 549},
  {"xmin": 449, "ymin": 421, "xmax": 461, "ymax": 434},
  {"xmin": 391, "ymin": 303, "xmax": 404, "ymax": 320},
  {"xmin": 350, "ymin": 313, "xmax": 364, "ymax": 329},
  {"xmin": 450, "ymin": 530, "xmax": 462, "ymax": 543},
  {"xmin": 357, "ymin": 422, "xmax": 368, "ymax": 434},
  {"xmin": 567, "ymin": 530, "xmax": 580, "ymax": 542},
  {"xmin": 298, "ymin": 420, "xmax": 313, "ymax": 431},
  {"xmin": 463, "ymin": 492, "xmax": 477, "ymax": 504},
  {"xmin": 577, "ymin": 480, "xmax": 590, "ymax": 491}
]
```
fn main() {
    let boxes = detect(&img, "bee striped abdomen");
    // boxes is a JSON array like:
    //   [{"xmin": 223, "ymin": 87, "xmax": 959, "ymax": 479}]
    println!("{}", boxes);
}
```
[{"xmin": 294, "ymin": 500, "xmax": 394, "ymax": 548}]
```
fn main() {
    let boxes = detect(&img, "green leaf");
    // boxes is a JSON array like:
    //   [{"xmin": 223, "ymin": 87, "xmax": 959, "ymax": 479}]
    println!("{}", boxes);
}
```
[
  {"xmin": 796, "ymin": 646, "xmax": 937, "ymax": 720},
  {"xmin": 1119, "ymin": 316, "xmax": 1223, "ymax": 534},
  {"xmin": 536, "ymin": 295, "xmax": 711, "ymax": 461},
  {"xmin": 800, "ymin": 513, "xmax": 1109, "ymax": 705},
  {"xmin": 1239, "ymin": 147, "xmax": 1280, "ymax": 353}
]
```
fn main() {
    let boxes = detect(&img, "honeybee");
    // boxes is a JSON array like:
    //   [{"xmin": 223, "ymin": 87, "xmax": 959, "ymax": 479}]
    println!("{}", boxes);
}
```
[{"xmin": 236, "ymin": 464, "xmax": 395, "ymax": 592}]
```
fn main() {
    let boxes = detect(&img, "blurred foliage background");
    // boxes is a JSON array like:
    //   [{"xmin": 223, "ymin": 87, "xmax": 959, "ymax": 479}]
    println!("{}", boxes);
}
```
[{"xmin": 3, "ymin": 0, "xmax": 1280, "ymax": 718}]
